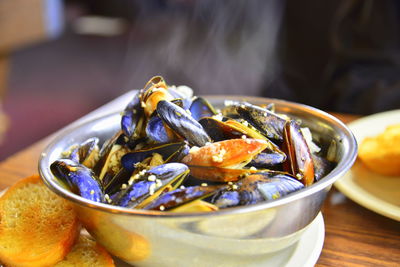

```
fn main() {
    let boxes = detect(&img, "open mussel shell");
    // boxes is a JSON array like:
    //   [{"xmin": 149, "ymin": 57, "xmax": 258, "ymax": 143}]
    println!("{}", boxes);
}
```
[
  {"xmin": 97, "ymin": 143, "xmax": 129, "ymax": 186},
  {"xmin": 121, "ymin": 92, "xmax": 144, "ymax": 138},
  {"xmin": 234, "ymin": 102, "xmax": 287, "ymax": 141},
  {"xmin": 92, "ymin": 131, "xmax": 126, "ymax": 175},
  {"xmin": 77, "ymin": 137, "xmax": 100, "ymax": 168},
  {"xmin": 50, "ymin": 159, "xmax": 103, "ymax": 202},
  {"xmin": 212, "ymin": 171, "xmax": 304, "ymax": 208},
  {"xmin": 141, "ymin": 76, "xmax": 165, "ymax": 100},
  {"xmin": 249, "ymin": 150, "xmax": 287, "ymax": 169},
  {"xmin": 199, "ymin": 117, "xmax": 268, "ymax": 142},
  {"xmin": 156, "ymin": 100, "xmax": 211, "ymax": 147},
  {"xmin": 168, "ymin": 85, "xmax": 193, "ymax": 109},
  {"xmin": 146, "ymin": 115, "xmax": 177, "ymax": 143},
  {"xmin": 255, "ymin": 172, "xmax": 305, "ymax": 200},
  {"xmin": 189, "ymin": 97, "xmax": 217, "ymax": 121},
  {"xmin": 113, "ymin": 163, "xmax": 189, "ymax": 209},
  {"xmin": 199, "ymin": 117, "xmax": 242, "ymax": 141},
  {"xmin": 141, "ymin": 76, "xmax": 176, "ymax": 118},
  {"xmin": 282, "ymin": 120, "xmax": 315, "ymax": 186},
  {"xmin": 67, "ymin": 137, "xmax": 100, "ymax": 168},
  {"xmin": 142, "ymin": 185, "xmax": 223, "ymax": 211},
  {"xmin": 105, "ymin": 152, "xmax": 169, "ymax": 196},
  {"xmin": 312, "ymin": 154, "xmax": 334, "ymax": 182},
  {"xmin": 103, "ymin": 168, "xmax": 132, "ymax": 195},
  {"xmin": 121, "ymin": 142, "xmax": 187, "ymax": 172}
]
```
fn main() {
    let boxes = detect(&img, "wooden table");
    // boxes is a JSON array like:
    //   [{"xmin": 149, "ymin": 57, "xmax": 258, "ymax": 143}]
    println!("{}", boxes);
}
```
[{"xmin": 0, "ymin": 113, "xmax": 399, "ymax": 266}]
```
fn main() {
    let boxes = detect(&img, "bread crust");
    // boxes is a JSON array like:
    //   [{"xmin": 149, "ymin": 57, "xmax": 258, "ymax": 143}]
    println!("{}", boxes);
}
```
[
  {"xmin": 0, "ymin": 175, "xmax": 80, "ymax": 267},
  {"xmin": 54, "ymin": 235, "xmax": 115, "ymax": 267}
]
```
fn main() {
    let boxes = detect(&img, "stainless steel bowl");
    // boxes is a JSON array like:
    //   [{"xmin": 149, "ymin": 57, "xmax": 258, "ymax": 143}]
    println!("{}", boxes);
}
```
[{"xmin": 39, "ymin": 96, "xmax": 357, "ymax": 266}]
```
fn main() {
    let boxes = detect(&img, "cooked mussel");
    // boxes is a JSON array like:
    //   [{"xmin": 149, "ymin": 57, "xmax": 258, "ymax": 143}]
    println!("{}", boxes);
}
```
[
  {"xmin": 145, "ymin": 115, "xmax": 178, "ymax": 143},
  {"xmin": 121, "ymin": 92, "xmax": 144, "ymax": 139},
  {"xmin": 212, "ymin": 172, "xmax": 304, "ymax": 208},
  {"xmin": 66, "ymin": 137, "xmax": 100, "ymax": 169},
  {"xmin": 282, "ymin": 120, "xmax": 315, "ymax": 186},
  {"xmin": 140, "ymin": 76, "xmax": 175, "ymax": 118},
  {"xmin": 143, "ymin": 185, "xmax": 223, "ymax": 211},
  {"xmin": 157, "ymin": 100, "xmax": 211, "ymax": 147},
  {"xmin": 50, "ymin": 159, "xmax": 103, "ymax": 202},
  {"xmin": 249, "ymin": 151, "xmax": 287, "ymax": 169},
  {"xmin": 312, "ymin": 154, "xmax": 334, "ymax": 181},
  {"xmin": 121, "ymin": 142, "xmax": 187, "ymax": 172},
  {"xmin": 112, "ymin": 163, "xmax": 189, "ymax": 208},
  {"xmin": 199, "ymin": 117, "xmax": 267, "ymax": 142},
  {"xmin": 233, "ymin": 102, "xmax": 287, "ymax": 141},
  {"xmin": 189, "ymin": 97, "xmax": 217, "ymax": 121}
]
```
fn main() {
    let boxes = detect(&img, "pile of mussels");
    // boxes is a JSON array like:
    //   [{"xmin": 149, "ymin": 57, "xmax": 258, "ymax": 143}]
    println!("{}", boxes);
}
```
[{"xmin": 51, "ymin": 76, "xmax": 335, "ymax": 212}]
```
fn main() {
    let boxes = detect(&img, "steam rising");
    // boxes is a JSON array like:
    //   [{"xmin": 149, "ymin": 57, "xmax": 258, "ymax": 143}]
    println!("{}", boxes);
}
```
[{"xmin": 122, "ymin": 0, "xmax": 284, "ymax": 96}]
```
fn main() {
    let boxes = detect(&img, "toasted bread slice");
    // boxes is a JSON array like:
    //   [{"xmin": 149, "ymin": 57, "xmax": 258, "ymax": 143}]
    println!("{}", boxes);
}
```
[
  {"xmin": 0, "ymin": 175, "xmax": 80, "ymax": 267},
  {"xmin": 359, "ymin": 124, "xmax": 400, "ymax": 176},
  {"xmin": 55, "ymin": 235, "xmax": 115, "ymax": 267}
]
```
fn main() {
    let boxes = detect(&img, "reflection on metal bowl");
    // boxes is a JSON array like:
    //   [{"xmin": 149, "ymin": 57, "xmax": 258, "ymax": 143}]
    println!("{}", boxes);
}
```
[{"xmin": 39, "ymin": 96, "xmax": 357, "ymax": 266}]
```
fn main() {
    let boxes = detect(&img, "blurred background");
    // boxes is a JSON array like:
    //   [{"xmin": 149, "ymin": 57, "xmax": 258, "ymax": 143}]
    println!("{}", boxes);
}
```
[{"xmin": 1, "ymin": 0, "xmax": 399, "ymax": 160}]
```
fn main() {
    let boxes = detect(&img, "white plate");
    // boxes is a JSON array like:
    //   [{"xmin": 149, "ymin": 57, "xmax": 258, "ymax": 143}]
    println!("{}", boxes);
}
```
[
  {"xmin": 114, "ymin": 213, "xmax": 325, "ymax": 267},
  {"xmin": 334, "ymin": 110, "xmax": 400, "ymax": 221}
]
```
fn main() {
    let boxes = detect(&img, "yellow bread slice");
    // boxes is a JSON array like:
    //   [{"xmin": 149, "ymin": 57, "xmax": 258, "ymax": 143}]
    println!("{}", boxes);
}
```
[
  {"xmin": 359, "ymin": 124, "xmax": 400, "ymax": 176},
  {"xmin": 0, "ymin": 175, "xmax": 80, "ymax": 267},
  {"xmin": 55, "ymin": 235, "xmax": 115, "ymax": 267}
]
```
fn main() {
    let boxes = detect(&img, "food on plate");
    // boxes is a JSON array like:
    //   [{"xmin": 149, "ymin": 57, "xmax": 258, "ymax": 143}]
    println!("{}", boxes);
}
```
[
  {"xmin": 0, "ymin": 175, "xmax": 116, "ymax": 267},
  {"xmin": 54, "ymin": 235, "xmax": 115, "ymax": 267},
  {"xmin": 0, "ymin": 175, "xmax": 80, "ymax": 267},
  {"xmin": 358, "ymin": 123, "xmax": 400, "ymax": 176},
  {"xmin": 50, "ymin": 76, "xmax": 336, "ymax": 212}
]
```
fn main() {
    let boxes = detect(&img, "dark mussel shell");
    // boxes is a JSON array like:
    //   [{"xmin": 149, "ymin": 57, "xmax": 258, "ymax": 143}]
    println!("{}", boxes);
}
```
[
  {"xmin": 211, "ymin": 190, "xmax": 240, "ymax": 208},
  {"xmin": 199, "ymin": 117, "xmax": 245, "ymax": 142},
  {"xmin": 50, "ymin": 159, "xmax": 103, "ymax": 202},
  {"xmin": 121, "ymin": 142, "xmax": 187, "ymax": 172},
  {"xmin": 104, "ymin": 167, "xmax": 132, "ymax": 195},
  {"xmin": 170, "ymin": 98, "xmax": 185, "ymax": 109},
  {"xmin": 212, "ymin": 172, "xmax": 304, "ymax": 208},
  {"xmin": 145, "ymin": 114, "xmax": 180, "ymax": 144},
  {"xmin": 69, "ymin": 137, "xmax": 100, "ymax": 169},
  {"xmin": 189, "ymin": 97, "xmax": 217, "ymax": 121},
  {"xmin": 105, "ymin": 150, "xmax": 181, "ymax": 196},
  {"xmin": 312, "ymin": 154, "xmax": 334, "ymax": 182},
  {"xmin": 113, "ymin": 163, "xmax": 189, "ymax": 208},
  {"xmin": 168, "ymin": 86, "xmax": 193, "ymax": 109},
  {"xmin": 92, "ymin": 131, "xmax": 126, "ymax": 176},
  {"xmin": 249, "ymin": 150, "xmax": 287, "ymax": 169},
  {"xmin": 199, "ymin": 117, "xmax": 285, "ymax": 157},
  {"xmin": 156, "ymin": 100, "xmax": 211, "ymax": 147},
  {"xmin": 143, "ymin": 185, "xmax": 223, "ymax": 211},
  {"xmin": 97, "ymin": 143, "xmax": 129, "ymax": 186},
  {"xmin": 253, "ymin": 172, "xmax": 304, "ymax": 200},
  {"xmin": 235, "ymin": 102, "xmax": 287, "ymax": 141},
  {"xmin": 121, "ymin": 92, "xmax": 144, "ymax": 138},
  {"xmin": 165, "ymin": 142, "xmax": 190, "ymax": 163},
  {"xmin": 282, "ymin": 120, "xmax": 315, "ymax": 186}
]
